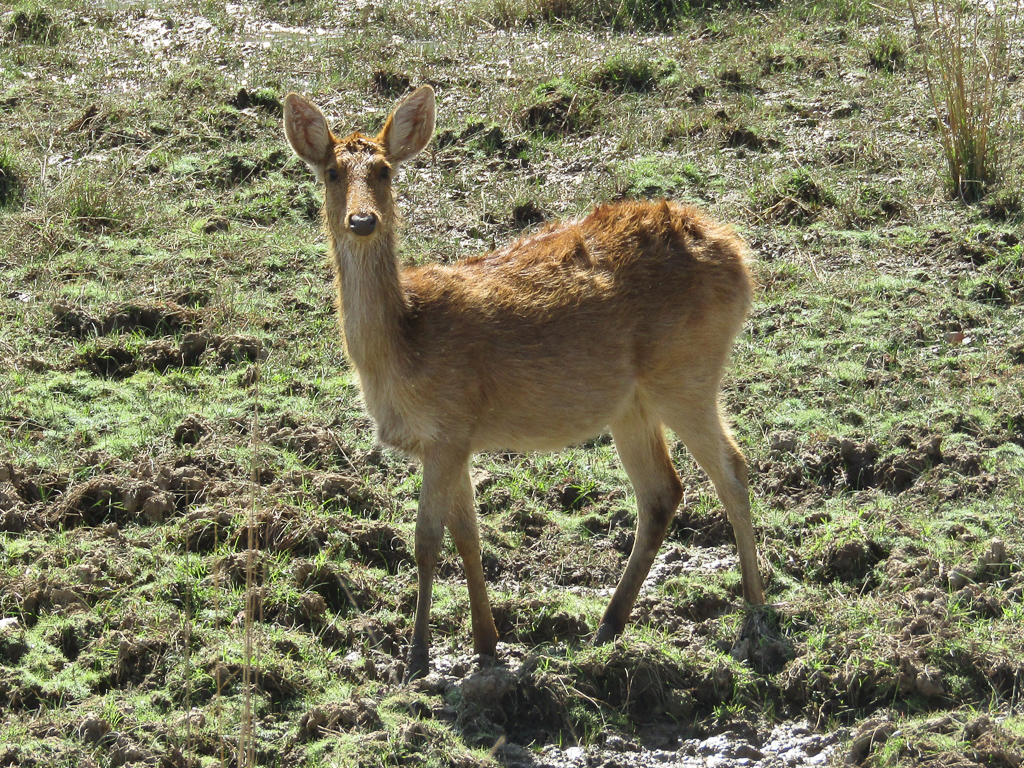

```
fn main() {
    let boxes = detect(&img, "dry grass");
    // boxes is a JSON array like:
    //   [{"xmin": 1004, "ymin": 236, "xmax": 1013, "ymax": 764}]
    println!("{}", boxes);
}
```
[{"xmin": 909, "ymin": 0, "xmax": 1021, "ymax": 202}]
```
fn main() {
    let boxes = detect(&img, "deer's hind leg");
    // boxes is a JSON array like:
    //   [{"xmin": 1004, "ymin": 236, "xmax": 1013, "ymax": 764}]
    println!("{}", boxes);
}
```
[
  {"xmin": 594, "ymin": 403, "xmax": 683, "ymax": 645},
  {"xmin": 660, "ymin": 399, "xmax": 765, "ymax": 606}
]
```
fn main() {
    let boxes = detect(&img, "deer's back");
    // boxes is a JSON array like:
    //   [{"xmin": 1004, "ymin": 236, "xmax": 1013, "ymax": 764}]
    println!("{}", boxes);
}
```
[{"xmin": 403, "ymin": 199, "xmax": 751, "ymax": 347}]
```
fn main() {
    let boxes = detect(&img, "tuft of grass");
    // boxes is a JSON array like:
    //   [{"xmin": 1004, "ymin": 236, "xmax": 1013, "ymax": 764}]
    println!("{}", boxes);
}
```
[
  {"xmin": 483, "ymin": 0, "xmax": 697, "ymax": 30},
  {"xmin": 0, "ymin": 147, "xmax": 23, "ymax": 209},
  {"xmin": 63, "ymin": 173, "xmax": 134, "ymax": 234},
  {"xmin": 521, "ymin": 78, "xmax": 596, "ymax": 137},
  {"xmin": 909, "ymin": 0, "xmax": 1020, "ymax": 203},
  {"xmin": 590, "ymin": 52, "xmax": 661, "ymax": 93},
  {"xmin": 867, "ymin": 30, "xmax": 906, "ymax": 72},
  {"xmin": 5, "ymin": 5, "xmax": 64, "ymax": 44}
]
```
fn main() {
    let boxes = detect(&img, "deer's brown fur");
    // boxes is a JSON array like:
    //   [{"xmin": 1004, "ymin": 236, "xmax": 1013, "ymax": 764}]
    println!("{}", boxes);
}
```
[{"xmin": 284, "ymin": 85, "xmax": 765, "ymax": 680}]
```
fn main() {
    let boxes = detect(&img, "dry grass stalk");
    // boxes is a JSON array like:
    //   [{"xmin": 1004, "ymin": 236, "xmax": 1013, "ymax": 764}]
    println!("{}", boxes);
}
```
[{"xmin": 909, "ymin": 0, "xmax": 1020, "ymax": 202}]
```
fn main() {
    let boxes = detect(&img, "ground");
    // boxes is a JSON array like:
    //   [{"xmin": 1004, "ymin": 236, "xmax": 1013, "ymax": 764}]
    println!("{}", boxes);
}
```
[{"xmin": 0, "ymin": 0, "xmax": 1023, "ymax": 766}]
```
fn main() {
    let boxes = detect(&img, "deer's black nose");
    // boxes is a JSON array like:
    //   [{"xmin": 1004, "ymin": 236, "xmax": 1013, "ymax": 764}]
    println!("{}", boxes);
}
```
[{"xmin": 348, "ymin": 213, "xmax": 377, "ymax": 237}]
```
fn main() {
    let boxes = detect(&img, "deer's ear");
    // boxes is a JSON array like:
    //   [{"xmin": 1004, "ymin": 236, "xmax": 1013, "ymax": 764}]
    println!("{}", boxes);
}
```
[
  {"xmin": 378, "ymin": 85, "xmax": 435, "ymax": 166},
  {"xmin": 284, "ymin": 93, "xmax": 334, "ymax": 178}
]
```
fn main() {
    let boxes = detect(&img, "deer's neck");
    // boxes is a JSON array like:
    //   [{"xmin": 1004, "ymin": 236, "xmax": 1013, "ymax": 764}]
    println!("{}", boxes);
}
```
[{"xmin": 330, "ymin": 231, "xmax": 410, "ymax": 379}]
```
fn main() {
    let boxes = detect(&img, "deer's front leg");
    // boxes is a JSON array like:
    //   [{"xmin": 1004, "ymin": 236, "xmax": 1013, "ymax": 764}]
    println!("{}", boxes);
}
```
[
  {"xmin": 408, "ymin": 493, "xmax": 445, "ymax": 681},
  {"xmin": 408, "ymin": 448, "xmax": 495, "ymax": 681},
  {"xmin": 446, "ymin": 465, "xmax": 498, "ymax": 658}
]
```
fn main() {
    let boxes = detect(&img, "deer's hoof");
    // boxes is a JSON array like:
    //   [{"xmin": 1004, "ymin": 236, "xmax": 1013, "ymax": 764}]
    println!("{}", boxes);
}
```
[
  {"xmin": 406, "ymin": 646, "xmax": 429, "ymax": 683},
  {"xmin": 592, "ymin": 622, "xmax": 620, "ymax": 646}
]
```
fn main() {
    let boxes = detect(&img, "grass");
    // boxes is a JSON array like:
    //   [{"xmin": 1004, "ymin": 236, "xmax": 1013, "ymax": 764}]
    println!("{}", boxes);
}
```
[
  {"xmin": 1, "ymin": 0, "xmax": 1023, "ymax": 767},
  {"xmin": 0, "ymin": 147, "xmax": 22, "ymax": 209},
  {"xmin": 909, "ymin": 0, "xmax": 1022, "ymax": 202}
]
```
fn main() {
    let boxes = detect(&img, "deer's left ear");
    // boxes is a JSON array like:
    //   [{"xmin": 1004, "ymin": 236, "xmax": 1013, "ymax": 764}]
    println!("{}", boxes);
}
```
[{"xmin": 378, "ymin": 85, "xmax": 435, "ymax": 166}]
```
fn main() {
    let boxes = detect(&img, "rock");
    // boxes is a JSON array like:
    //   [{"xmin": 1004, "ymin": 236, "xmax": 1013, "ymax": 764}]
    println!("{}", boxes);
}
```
[
  {"xmin": 604, "ymin": 735, "xmax": 638, "ymax": 753},
  {"xmin": 735, "ymin": 744, "xmax": 765, "ymax": 760}
]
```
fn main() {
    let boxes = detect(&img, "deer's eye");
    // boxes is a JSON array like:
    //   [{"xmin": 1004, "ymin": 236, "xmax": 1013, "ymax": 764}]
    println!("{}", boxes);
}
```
[
  {"xmin": 327, "ymin": 168, "xmax": 339, "ymax": 182},
  {"xmin": 379, "ymin": 165, "xmax": 390, "ymax": 181}
]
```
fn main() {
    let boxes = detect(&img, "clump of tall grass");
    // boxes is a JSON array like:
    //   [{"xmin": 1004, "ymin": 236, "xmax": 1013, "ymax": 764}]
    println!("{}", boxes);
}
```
[
  {"xmin": 590, "ymin": 52, "xmax": 661, "ymax": 93},
  {"xmin": 867, "ymin": 30, "xmax": 906, "ymax": 72},
  {"xmin": 485, "ymin": 0, "xmax": 697, "ymax": 30},
  {"xmin": 5, "ymin": 6, "xmax": 64, "ymax": 44},
  {"xmin": 0, "ymin": 148, "xmax": 23, "ymax": 209},
  {"xmin": 63, "ymin": 171, "xmax": 134, "ymax": 233},
  {"xmin": 909, "ymin": 0, "xmax": 1021, "ymax": 203}
]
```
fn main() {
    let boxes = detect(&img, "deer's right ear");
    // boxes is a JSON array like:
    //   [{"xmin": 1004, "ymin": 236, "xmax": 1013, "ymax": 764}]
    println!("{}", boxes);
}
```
[{"xmin": 284, "ymin": 93, "xmax": 334, "ymax": 179}]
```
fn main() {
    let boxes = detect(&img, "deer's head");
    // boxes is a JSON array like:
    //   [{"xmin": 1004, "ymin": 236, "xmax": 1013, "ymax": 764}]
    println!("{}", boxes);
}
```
[{"xmin": 284, "ymin": 86, "xmax": 435, "ymax": 240}]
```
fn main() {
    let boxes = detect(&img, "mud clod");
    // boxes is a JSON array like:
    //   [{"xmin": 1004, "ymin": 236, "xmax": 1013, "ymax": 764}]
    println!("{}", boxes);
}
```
[
  {"xmin": 216, "ymin": 334, "xmax": 266, "ymax": 366},
  {"xmin": 460, "ymin": 666, "xmax": 516, "ymax": 708},
  {"xmin": 730, "ymin": 608, "xmax": 794, "ymax": 674},
  {"xmin": 0, "ymin": 619, "xmax": 28, "ymax": 664},
  {"xmin": 847, "ymin": 719, "xmax": 896, "ymax": 764},
  {"xmin": 522, "ymin": 89, "xmax": 590, "ymax": 136},
  {"xmin": 173, "ymin": 414, "xmax": 212, "ymax": 445},
  {"xmin": 53, "ymin": 300, "xmax": 199, "ymax": 339},
  {"xmin": 77, "ymin": 715, "xmax": 111, "ymax": 743},
  {"xmin": 492, "ymin": 599, "xmax": 589, "ymax": 645},
  {"xmin": 137, "ymin": 338, "xmax": 181, "ymax": 371},
  {"xmin": 80, "ymin": 344, "xmax": 136, "ymax": 378},
  {"xmin": 53, "ymin": 475, "xmax": 164, "ymax": 528},
  {"xmin": 549, "ymin": 481, "xmax": 600, "ymax": 511},
  {"xmin": 318, "ymin": 472, "xmax": 379, "ymax": 514},
  {"xmin": 349, "ymin": 522, "xmax": 411, "ymax": 571}
]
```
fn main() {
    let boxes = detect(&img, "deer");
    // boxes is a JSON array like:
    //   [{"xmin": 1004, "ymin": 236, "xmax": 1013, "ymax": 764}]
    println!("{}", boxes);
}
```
[{"xmin": 283, "ymin": 85, "xmax": 766, "ymax": 681}]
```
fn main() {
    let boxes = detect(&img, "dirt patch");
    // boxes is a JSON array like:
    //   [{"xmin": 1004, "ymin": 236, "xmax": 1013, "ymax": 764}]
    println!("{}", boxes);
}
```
[
  {"xmin": 293, "ymin": 559, "xmax": 370, "ymax": 615},
  {"xmin": 52, "ymin": 300, "xmax": 199, "ymax": 339},
  {"xmin": 813, "ymin": 538, "xmax": 888, "ymax": 584},
  {"xmin": 724, "ymin": 123, "xmax": 780, "ymax": 151},
  {"xmin": 226, "ymin": 506, "xmax": 330, "ymax": 556},
  {"xmin": 668, "ymin": 506, "xmax": 734, "ymax": 548},
  {"xmin": 265, "ymin": 419, "xmax": 351, "ymax": 470},
  {"xmin": 511, "ymin": 200, "xmax": 546, "ymax": 228},
  {"xmin": 208, "ymin": 660, "xmax": 298, "ymax": 703},
  {"xmin": 173, "ymin": 413, "xmax": 212, "ymax": 446},
  {"xmin": 77, "ymin": 343, "xmax": 137, "ymax": 378},
  {"xmin": 548, "ymin": 480, "xmax": 601, "ymax": 512},
  {"xmin": 754, "ymin": 432, "xmax": 993, "ymax": 504},
  {"xmin": 730, "ymin": 608, "xmax": 797, "ymax": 675}
]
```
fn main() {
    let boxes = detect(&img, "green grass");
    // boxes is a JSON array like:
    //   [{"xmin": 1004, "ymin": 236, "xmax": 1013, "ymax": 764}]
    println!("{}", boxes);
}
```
[{"xmin": 1, "ymin": 0, "xmax": 1023, "ymax": 766}]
